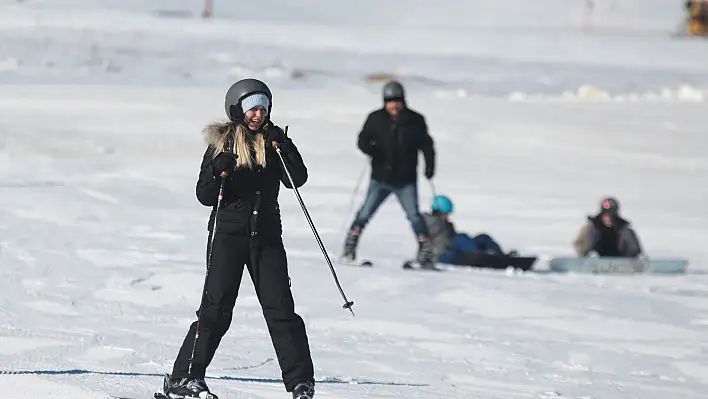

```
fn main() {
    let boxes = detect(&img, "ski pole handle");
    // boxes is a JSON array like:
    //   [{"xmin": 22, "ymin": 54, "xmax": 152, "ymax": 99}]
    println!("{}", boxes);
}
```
[{"xmin": 270, "ymin": 125, "xmax": 287, "ymax": 150}]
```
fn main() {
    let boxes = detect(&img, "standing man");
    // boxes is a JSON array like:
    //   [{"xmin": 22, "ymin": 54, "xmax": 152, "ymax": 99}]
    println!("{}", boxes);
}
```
[{"xmin": 341, "ymin": 80, "xmax": 436, "ymax": 267}]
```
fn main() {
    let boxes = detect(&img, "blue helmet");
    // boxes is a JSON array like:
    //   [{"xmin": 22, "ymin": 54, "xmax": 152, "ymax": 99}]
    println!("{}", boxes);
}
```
[{"xmin": 431, "ymin": 195, "xmax": 453, "ymax": 213}]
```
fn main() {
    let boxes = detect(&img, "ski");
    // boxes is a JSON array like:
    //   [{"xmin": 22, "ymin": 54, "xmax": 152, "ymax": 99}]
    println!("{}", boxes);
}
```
[
  {"xmin": 402, "ymin": 260, "xmax": 441, "ymax": 271},
  {"xmin": 154, "ymin": 372, "xmax": 220, "ymax": 399},
  {"xmin": 335, "ymin": 258, "xmax": 373, "ymax": 267},
  {"xmin": 154, "ymin": 393, "xmax": 218, "ymax": 399}
]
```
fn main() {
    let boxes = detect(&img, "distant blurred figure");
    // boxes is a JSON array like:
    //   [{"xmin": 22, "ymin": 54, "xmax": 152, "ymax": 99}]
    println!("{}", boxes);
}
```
[
  {"xmin": 685, "ymin": 0, "xmax": 708, "ymax": 35},
  {"xmin": 583, "ymin": 0, "xmax": 595, "ymax": 32},
  {"xmin": 202, "ymin": 0, "xmax": 213, "ymax": 18},
  {"xmin": 422, "ymin": 195, "xmax": 510, "ymax": 265},
  {"xmin": 341, "ymin": 80, "xmax": 437, "ymax": 268},
  {"xmin": 573, "ymin": 197, "xmax": 643, "ymax": 258}
]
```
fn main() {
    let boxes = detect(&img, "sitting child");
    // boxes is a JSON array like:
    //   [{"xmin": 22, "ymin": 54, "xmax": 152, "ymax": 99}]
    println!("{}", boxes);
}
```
[{"xmin": 423, "ymin": 195, "xmax": 507, "ymax": 265}]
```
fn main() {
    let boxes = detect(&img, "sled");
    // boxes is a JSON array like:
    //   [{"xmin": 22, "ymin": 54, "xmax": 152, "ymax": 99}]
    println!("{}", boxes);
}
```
[
  {"xmin": 448, "ymin": 252, "xmax": 537, "ymax": 272},
  {"xmin": 548, "ymin": 256, "xmax": 689, "ymax": 275}
]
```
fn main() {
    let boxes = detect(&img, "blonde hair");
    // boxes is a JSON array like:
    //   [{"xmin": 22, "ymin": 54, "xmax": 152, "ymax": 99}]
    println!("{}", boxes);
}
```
[{"xmin": 211, "ymin": 123, "xmax": 266, "ymax": 169}]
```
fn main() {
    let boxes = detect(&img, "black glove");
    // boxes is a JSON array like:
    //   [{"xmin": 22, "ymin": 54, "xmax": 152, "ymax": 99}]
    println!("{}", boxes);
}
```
[
  {"xmin": 425, "ymin": 166, "xmax": 435, "ymax": 179},
  {"xmin": 370, "ymin": 147, "xmax": 384, "ymax": 160},
  {"xmin": 265, "ymin": 124, "xmax": 294, "ymax": 153},
  {"xmin": 212, "ymin": 152, "xmax": 237, "ymax": 177},
  {"xmin": 362, "ymin": 141, "xmax": 382, "ymax": 160}
]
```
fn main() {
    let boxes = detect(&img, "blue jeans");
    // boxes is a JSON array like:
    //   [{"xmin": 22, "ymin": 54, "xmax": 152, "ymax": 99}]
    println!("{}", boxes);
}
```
[
  {"xmin": 350, "ymin": 179, "xmax": 428, "ymax": 236},
  {"xmin": 438, "ymin": 233, "xmax": 503, "ymax": 264}
]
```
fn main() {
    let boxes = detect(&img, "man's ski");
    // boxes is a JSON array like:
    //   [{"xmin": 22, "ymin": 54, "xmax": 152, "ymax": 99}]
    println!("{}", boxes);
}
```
[
  {"xmin": 154, "ymin": 393, "xmax": 218, "ymax": 399},
  {"xmin": 336, "ymin": 258, "xmax": 373, "ymax": 267},
  {"xmin": 402, "ymin": 260, "xmax": 441, "ymax": 271}
]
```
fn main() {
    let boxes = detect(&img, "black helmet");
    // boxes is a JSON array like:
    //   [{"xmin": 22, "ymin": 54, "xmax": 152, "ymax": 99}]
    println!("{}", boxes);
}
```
[
  {"xmin": 224, "ymin": 78, "xmax": 273, "ymax": 121},
  {"xmin": 599, "ymin": 196, "xmax": 620, "ymax": 216},
  {"xmin": 382, "ymin": 80, "xmax": 405, "ymax": 102}
]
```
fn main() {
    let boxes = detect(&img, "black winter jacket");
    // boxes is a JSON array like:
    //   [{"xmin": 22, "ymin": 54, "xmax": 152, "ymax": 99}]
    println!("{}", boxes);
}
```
[
  {"xmin": 357, "ymin": 108, "xmax": 435, "ymax": 186},
  {"xmin": 573, "ymin": 214, "xmax": 642, "ymax": 258},
  {"xmin": 195, "ymin": 121, "xmax": 307, "ymax": 239}
]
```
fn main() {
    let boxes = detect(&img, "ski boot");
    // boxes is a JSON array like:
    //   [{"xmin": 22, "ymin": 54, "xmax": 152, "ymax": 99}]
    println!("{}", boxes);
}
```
[
  {"xmin": 340, "ymin": 226, "xmax": 361, "ymax": 262},
  {"xmin": 415, "ymin": 235, "xmax": 436, "ymax": 270},
  {"xmin": 292, "ymin": 381, "xmax": 315, "ymax": 399},
  {"xmin": 155, "ymin": 373, "xmax": 218, "ymax": 399}
]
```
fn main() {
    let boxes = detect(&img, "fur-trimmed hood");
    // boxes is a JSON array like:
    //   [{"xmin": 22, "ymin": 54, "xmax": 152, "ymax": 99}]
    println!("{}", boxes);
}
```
[
  {"xmin": 202, "ymin": 120, "xmax": 234, "ymax": 147},
  {"xmin": 201, "ymin": 120, "xmax": 267, "ymax": 169}
]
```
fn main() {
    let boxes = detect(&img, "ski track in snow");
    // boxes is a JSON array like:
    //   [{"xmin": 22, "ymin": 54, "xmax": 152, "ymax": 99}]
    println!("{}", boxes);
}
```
[{"xmin": 1, "ymin": 1, "xmax": 708, "ymax": 399}]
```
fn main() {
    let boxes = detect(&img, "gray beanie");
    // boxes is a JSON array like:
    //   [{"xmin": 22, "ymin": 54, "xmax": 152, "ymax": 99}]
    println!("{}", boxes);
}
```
[{"xmin": 240, "ymin": 92, "xmax": 270, "ymax": 113}]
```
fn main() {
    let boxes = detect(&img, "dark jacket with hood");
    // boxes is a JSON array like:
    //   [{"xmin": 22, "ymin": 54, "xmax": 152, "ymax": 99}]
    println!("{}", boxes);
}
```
[
  {"xmin": 573, "ymin": 214, "xmax": 642, "ymax": 258},
  {"xmin": 196, "ymin": 121, "xmax": 307, "ymax": 239},
  {"xmin": 357, "ymin": 107, "xmax": 435, "ymax": 186}
]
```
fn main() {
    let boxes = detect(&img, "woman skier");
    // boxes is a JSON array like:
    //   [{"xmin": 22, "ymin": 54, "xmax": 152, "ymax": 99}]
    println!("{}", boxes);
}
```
[{"xmin": 158, "ymin": 78, "xmax": 316, "ymax": 399}]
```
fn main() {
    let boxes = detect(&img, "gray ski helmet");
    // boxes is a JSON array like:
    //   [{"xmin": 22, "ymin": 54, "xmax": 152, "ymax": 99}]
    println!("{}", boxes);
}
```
[
  {"xmin": 224, "ymin": 78, "xmax": 273, "ymax": 121},
  {"xmin": 382, "ymin": 80, "xmax": 405, "ymax": 102}
]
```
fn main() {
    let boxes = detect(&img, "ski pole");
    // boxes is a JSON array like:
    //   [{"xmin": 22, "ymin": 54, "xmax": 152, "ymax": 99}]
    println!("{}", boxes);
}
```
[
  {"xmin": 274, "ymin": 127, "xmax": 355, "ymax": 317},
  {"xmin": 428, "ymin": 178, "xmax": 437, "ymax": 197},
  {"xmin": 189, "ymin": 154, "xmax": 230, "ymax": 376},
  {"xmin": 339, "ymin": 163, "xmax": 367, "ymax": 236}
]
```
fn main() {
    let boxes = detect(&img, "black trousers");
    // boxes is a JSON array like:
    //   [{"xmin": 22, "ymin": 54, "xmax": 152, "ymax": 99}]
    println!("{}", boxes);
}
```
[{"xmin": 171, "ymin": 233, "xmax": 314, "ymax": 392}]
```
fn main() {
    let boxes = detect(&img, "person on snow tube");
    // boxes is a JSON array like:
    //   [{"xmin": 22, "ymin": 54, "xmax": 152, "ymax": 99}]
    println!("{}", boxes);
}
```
[
  {"xmin": 573, "ymin": 196, "xmax": 643, "ymax": 258},
  {"xmin": 422, "ymin": 195, "xmax": 508, "ymax": 265}
]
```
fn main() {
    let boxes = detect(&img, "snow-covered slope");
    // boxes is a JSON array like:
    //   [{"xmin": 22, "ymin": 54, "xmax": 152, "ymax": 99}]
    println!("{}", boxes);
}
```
[
  {"xmin": 1, "ymin": 1, "xmax": 707, "ymax": 398},
  {"xmin": 1, "ymin": 0, "xmax": 708, "ymax": 97}
]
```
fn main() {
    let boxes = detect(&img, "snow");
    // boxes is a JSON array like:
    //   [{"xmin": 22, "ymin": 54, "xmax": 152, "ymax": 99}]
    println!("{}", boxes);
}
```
[{"xmin": 1, "ymin": 0, "xmax": 707, "ymax": 398}]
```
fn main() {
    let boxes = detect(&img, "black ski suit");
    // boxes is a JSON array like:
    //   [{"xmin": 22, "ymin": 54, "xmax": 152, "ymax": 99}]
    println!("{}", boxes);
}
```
[{"xmin": 171, "ymin": 121, "xmax": 314, "ymax": 392}]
